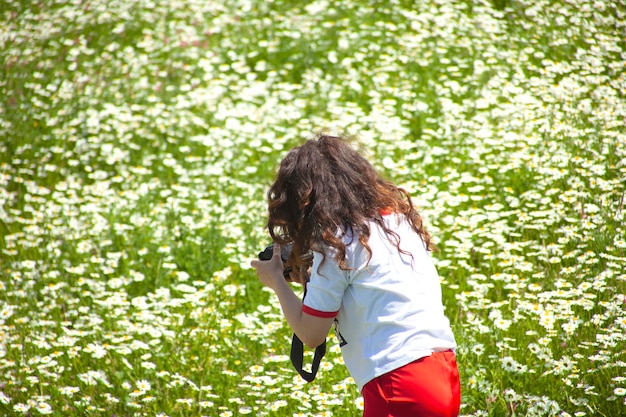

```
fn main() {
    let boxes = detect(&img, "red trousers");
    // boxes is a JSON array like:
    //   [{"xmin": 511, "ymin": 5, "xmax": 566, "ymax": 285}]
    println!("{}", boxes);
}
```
[{"xmin": 362, "ymin": 350, "xmax": 460, "ymax": 417}]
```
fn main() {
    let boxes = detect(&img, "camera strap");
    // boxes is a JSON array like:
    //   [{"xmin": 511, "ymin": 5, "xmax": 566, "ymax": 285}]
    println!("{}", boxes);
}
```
[
  {"xmin": 290, "ymin": 334, "xmax": 326, "ymax": 382},
  {"xmin": 290, "ymin": 286, "xmax": 327, "ymax": 382}
]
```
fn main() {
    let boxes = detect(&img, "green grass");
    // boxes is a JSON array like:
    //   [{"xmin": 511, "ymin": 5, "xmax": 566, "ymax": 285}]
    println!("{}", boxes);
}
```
[{"xmin": 1, "ymin": 0, "xmax": 625, "ymax": 416}]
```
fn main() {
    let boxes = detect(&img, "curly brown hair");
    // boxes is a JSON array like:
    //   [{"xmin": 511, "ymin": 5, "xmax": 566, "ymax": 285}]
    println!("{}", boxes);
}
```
[{"xmin": 266, "ymin": 134, "xmax": 434, "ymax": 272}]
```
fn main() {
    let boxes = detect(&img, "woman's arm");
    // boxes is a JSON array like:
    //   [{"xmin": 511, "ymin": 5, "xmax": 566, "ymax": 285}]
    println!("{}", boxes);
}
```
[
  {"xmin": 251, "ymin": 244, "xmax": 333, "ymax": 348},
  {"xmin": 271, "ymin": 278, "xmax": 334, "ymax": 347}
]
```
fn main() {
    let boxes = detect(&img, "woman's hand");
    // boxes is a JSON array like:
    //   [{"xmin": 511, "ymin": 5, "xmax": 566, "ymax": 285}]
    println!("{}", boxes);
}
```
[{"xmin": 251, "ymin": 243, "xmax": 285, "ymax": 290}]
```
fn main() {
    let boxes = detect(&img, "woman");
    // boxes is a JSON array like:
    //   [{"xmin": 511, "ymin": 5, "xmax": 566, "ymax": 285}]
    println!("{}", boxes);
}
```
[{"xmin": 251, "ymin": 134, "xmax": 460, "ymax": 417}]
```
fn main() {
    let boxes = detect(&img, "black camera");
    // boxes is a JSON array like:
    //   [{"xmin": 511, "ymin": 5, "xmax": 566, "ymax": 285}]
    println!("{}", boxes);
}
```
[
  {"xmin": 257, "ymin": 243, "xmax": 313, "ymax": 280},
  {"xmin": 258, "ymin": 243, "xmax": 291, "ymax": 262}
]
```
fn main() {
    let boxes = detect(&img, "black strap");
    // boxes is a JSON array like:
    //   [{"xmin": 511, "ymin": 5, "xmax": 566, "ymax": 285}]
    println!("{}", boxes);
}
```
[
  {"xmin": 290, "ymin": 334, "xmax": 326, "ymax": 382},
  {"xmin": 290, "ymin": 284, "xmax": 327, "ymax": 382}
]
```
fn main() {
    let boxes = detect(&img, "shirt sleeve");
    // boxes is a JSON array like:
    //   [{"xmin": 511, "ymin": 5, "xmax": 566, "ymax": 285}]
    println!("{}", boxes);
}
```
[{"xmin": 302, "ymin": 250, "xmax": 349, "ymax": 318}]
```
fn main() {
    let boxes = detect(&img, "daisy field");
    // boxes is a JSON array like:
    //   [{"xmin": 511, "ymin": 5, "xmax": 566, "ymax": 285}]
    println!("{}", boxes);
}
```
[{"xmin": 1, "ymin": 0, "xmax": 625, "ymax": 416}]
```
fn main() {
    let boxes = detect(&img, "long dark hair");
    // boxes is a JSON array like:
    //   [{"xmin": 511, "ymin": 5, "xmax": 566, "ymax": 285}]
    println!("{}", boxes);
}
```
[{"xmin": 266, "ymin": 134, "xmax": 434, "ymax": 272}]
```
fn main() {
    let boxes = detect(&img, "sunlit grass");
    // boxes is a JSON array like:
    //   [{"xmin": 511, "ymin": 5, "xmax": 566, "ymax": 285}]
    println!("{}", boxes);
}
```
[{"xmin": 1, "ymin": 0, "xmax": 625, "ymax": 415}]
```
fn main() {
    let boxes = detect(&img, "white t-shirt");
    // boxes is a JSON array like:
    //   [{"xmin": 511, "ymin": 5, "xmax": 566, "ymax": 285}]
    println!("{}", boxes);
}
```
[{"xmin": 302, "ymin": 213, "xmax": 457, "ymax": 390}]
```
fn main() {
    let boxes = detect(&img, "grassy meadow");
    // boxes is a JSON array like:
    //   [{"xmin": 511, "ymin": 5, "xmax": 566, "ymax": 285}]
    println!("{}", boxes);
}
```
[{"xmin": 1, "ymin": 0, "xmax": 625, "ymax": 415}]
